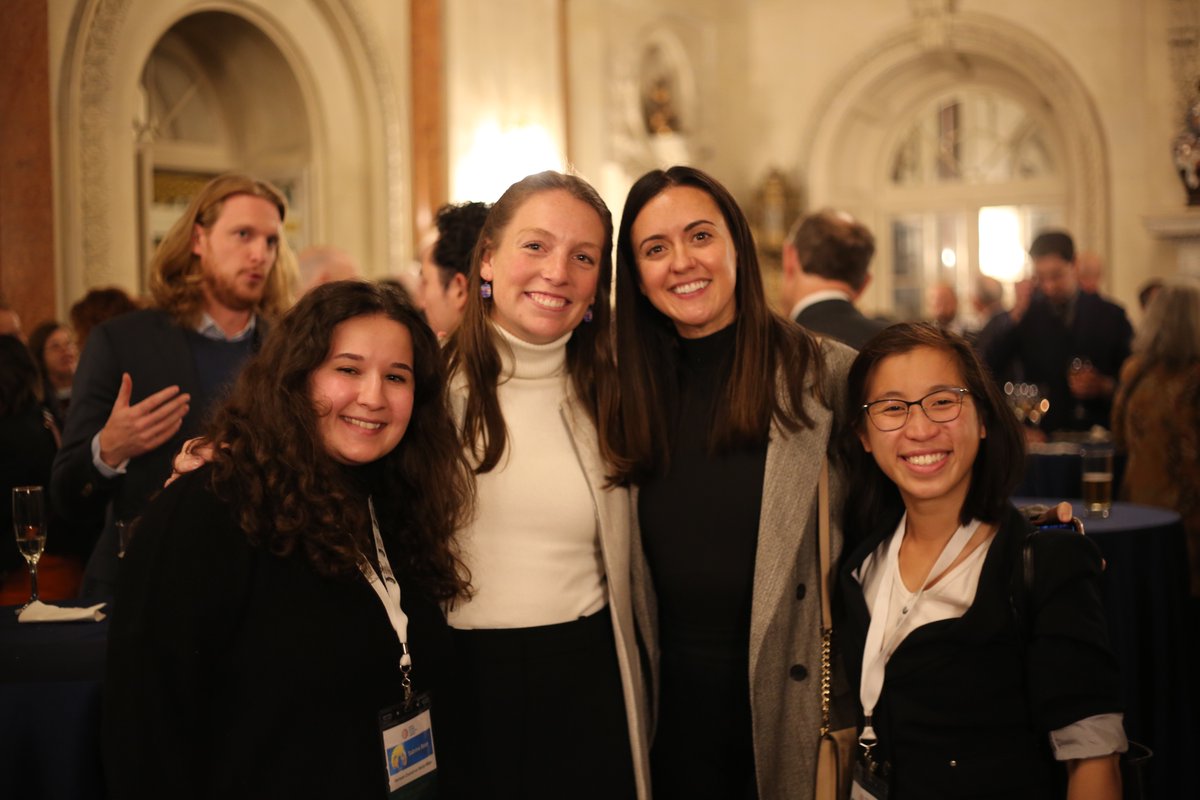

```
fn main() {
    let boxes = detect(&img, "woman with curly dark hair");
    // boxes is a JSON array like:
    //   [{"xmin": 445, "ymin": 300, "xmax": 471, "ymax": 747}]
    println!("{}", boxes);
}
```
[{"xmin": 103, "ymin": 281, "xmax": 473, "ymax": 798}]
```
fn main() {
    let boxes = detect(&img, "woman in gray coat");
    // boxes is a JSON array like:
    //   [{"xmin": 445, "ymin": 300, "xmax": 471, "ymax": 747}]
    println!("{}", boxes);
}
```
[{"xmin": 608, "ymin": 165, "xmax": 856, "ymax": 799}]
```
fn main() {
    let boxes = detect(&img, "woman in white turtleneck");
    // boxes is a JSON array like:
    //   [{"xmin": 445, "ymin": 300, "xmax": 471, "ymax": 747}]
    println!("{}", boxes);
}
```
[{"xmin": 440, "ymin": 171, "xmax": 649, "ymax": 799}]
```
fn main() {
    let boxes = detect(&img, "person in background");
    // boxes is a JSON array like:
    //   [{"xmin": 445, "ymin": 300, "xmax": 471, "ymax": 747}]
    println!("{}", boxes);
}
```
[
  {"xmin": 0, "ymin": 335, "xmax": 86, "ymax": 602},
  {"xmin": 104, "ymin": 281, "xmax": 471, "ymax": 798},
  {"xmin": 441, "ymin": 173, "xmax": 649, "ymax": 798},
  {"xmin": 927, "ymin": 281, "xmax": 963, "ymax": 335},
  {"xmin": 28, "ymin": 320, "xmax": 79, "ymax": 430},
  {"xmin": 415, "ymin": 201, "xmax": 491, "ymax": 339},
  {"xmin": 1076, "ymin": 251, "xmax": 1104, "ymax": 295},
  {"xmin": 0, "ymin": 300, "xmax": 23, "ymax": 341},
  {"xmin": 69, "ymin": 286, "xmax": 140, "ymax": 350},
  {"xmin": 838, "ymin": 322, "xmax": 1125, "ymax": 799},
  {"xmin": 1111, "ymin": 277, "xmax": 1200, "ymax": 596},
  {"xmin": 611, "ymin": 165, "xmax": 856, "ymax": 798},
  {"xmin": 296, "ymin": 244, "xmax": 360, "ymax": 295},
  {"xmin": 1137, "ymin": 278, "xmax": 1164, "ymax": 312},
  {"xmin": 781, "ymin": 208, "xmax": 887, "ymax": 350},
  {"xmin": 985, "ymin": 231, "xmax": 1133, "ymax": 434},
  {"xmin": 968, "ymin": 276, "xmax": 1022, "ymax": 383},
  {"xmin": 52, "ymin": 173, "xmax": 296, "ymax": 599}
]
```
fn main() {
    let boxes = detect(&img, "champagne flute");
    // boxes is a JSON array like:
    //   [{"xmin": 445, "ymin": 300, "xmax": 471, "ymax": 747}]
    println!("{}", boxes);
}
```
[{"xmin": 12, "ymin": 486, "xmax": 47, "ymax": 612}]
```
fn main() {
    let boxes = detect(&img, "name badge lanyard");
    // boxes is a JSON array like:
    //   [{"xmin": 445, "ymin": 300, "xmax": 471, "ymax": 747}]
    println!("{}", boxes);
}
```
[
  {"xmin": 858, "ymin": 516, "xmax": 981, "ymax": 757},
  {"xmin": 359, "ymin": 497, "xmax": 414, "ymax": 705}
]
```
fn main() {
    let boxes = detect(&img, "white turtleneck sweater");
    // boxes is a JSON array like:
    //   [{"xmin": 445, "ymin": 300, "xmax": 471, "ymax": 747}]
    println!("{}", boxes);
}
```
[{"xmin": 447, "ymin": 325, "xmax": 606, "ymax": 629}]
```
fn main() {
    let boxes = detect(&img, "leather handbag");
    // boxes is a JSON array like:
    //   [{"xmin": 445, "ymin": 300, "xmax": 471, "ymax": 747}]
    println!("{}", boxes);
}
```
[{"xmin": 814, "ymin": 460, "xmax": 856, "ymax": 800}]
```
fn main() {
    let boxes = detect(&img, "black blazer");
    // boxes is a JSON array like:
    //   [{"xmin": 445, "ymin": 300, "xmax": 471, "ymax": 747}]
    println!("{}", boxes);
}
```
[
  {"xmin": 985, "ymin": 290, "xmax": 1132, "ymax": 432},
  {"xmin": 836, "ymin": 504, "xmax": 1123, "ymax": 799},
  {"xmin": 51, "ymin": 309, "xmax": 267, "ymax": 596},
  {"xmin": 104, "ymin": 466, "xmax": 456, "ymax": 799},
  {"xmin": 794, "ymin": 298, "xmax": 888, "ymax": 351}
]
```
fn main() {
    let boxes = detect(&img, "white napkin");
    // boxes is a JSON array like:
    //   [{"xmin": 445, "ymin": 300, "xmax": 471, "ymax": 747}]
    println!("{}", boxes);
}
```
[{"xmin": 17, "ymin": 600, "xmax": 107, "ymax": 623}]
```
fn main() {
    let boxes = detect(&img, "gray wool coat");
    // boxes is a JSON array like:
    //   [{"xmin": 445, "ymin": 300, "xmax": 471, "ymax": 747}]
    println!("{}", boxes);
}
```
[{"xmin": 630, "ymin": 337, "xmax": 858, "ymax": 800}]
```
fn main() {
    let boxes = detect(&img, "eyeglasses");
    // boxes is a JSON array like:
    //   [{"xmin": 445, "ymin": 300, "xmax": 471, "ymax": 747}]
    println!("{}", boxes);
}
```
[{"xmin": 862, "ymin": 388, "xmax": 970, "ymax": 432}]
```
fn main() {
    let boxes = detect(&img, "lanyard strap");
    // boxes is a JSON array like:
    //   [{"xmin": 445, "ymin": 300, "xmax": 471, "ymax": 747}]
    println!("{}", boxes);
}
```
[
  {"xmin": 358, "ymin": 498, "xmax": 414, "ymax": 702},
  {"xmin": 858, "ymin": 515, "xmax": 981, "ymax": 749}
]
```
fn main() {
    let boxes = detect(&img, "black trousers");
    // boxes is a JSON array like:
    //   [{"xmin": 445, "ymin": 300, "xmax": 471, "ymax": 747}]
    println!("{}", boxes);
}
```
[{"xmin": 442, "ymin": 608, "xmax": 636, "ymax": 800}]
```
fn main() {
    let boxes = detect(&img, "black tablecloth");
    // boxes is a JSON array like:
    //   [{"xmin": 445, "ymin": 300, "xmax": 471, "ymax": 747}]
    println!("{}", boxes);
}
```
[
  {"xmin": 1015, "ymin": 450, "xmax": 1127, "ymax": 499},
  {"xmin": 1016, "ymin": 498, "xmax": 1194, "ymax": 799},
  {"xmin": 0, "ymin": 605, "xmax": 108, "ymax": 800}
]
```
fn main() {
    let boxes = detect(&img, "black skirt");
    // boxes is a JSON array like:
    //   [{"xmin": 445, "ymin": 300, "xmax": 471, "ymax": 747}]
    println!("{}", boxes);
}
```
[{"xmin": 441, "ymin": 608, "xmax": 636, "ymax": 800}]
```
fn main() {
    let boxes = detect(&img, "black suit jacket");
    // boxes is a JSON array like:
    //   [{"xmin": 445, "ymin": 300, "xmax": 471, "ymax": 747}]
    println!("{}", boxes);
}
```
[
  {"xmin": 51, "ymin": 309, "xmax": 267, "ymax": 596},
  {"xmin": 794, "ymin": 298, "xmax": 888, "ymax": 350},
  {"xmin": 985, "ymin": 290, "xmax": 1132, "ymax": 432},
  {"xmin": 836, "ymin": 505, "xmax": 1123, "ymax": 798}
]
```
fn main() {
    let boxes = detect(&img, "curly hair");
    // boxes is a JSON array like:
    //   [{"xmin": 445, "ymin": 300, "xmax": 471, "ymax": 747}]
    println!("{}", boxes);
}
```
[
  {"xmin": 69, "ymin": 286, "xmax": 140, "ymax": 348},
  {"xmin": 205, "ymin": 280, "xmax": 473, "ymax": 601},
  {"xmin": 149, "ymin": 173, "xmax": 297, "ymax": 328}
]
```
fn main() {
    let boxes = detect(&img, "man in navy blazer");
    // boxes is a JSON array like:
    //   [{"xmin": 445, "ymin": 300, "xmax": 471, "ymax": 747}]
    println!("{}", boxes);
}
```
[
  {"xmin": 52, "ymin": 174, "xmax": 297, "ymax": 597},
  {"xmin": 781, "ymin": 209, "xmax": 888, "ymax": 350},
  {"xmin": 985, "ymin": 231, "xmax": 1133, "ymax": 434}
]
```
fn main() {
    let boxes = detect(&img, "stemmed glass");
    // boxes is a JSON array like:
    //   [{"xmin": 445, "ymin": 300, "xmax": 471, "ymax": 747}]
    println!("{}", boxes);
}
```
[{"xmin": 12, "ymin": 486, "xmax": 47, "ymax": 612}]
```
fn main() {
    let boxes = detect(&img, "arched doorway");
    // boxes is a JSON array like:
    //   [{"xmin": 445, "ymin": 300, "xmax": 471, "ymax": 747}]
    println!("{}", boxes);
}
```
[
  {"xmin": 801, "ymin": 12, "xmax": 1108, "ymax": 320},
  {"xmin": 55, "ymin": 0, "xmax": 405, "ymax": 308},
  {"xmin": 135, "ymin": 12, "xmax": 313, "ymax": 291}
]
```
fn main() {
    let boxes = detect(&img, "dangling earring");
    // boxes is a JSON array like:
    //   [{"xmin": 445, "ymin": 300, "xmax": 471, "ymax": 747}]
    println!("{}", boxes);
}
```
[
  {"xmin": 480, "ymin": 280, "xmax": 493, "ymax": 299},
  {"xmin": 583, "ymin": 305, "xmax": 594, "ymax": 323}
]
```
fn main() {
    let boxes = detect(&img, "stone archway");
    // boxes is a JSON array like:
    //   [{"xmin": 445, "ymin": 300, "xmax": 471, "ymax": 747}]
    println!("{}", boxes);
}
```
[
  {"xmin": 800, "ymin": 12, "xmax": 1110, "ymax": 274},
  {"xmin": 54, "ymin": 0, "xmax": 406, "ymax": 306}
]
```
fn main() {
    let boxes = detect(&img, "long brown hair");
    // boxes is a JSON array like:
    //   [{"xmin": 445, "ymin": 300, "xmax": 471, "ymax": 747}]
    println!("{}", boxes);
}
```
[
  {"xmin": 610, "ymin": 165, "xmax": 824, "ymax": 484},
  {"xmin": 1132, "ymin": 276, "xmax": 1200, "ymax": 371},
  {"xmin": 444, "ymin": 171, "xmax": 619, "ymax": 473},
  {"xmin": 206, "ymin": 281, "xmax": 472, "ymax": 600},
  {"xmin": 149, "ymin": 173, "xmax": 297, "ymax": 328}
]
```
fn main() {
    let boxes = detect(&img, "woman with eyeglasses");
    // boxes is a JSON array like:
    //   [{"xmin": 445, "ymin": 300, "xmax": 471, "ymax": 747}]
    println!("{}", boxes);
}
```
[{"xmin": 837, "ymin": 322, "xmax": 1126, "ymax": 799}]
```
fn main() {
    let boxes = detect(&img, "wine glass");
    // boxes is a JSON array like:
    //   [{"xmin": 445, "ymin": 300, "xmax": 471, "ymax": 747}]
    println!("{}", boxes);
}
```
[{"xmin": 12, "ymin": 486, "xmax": 47, "ymax": 612}]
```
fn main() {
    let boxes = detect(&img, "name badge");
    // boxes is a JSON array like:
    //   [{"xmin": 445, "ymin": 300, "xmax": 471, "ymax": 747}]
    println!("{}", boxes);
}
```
[{"xmin": 379, "ymin": 693, "xmax": 438, "ymax": 799}]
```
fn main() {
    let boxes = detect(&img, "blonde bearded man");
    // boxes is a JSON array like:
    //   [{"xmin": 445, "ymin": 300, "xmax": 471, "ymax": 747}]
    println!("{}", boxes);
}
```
[{"xmin": 52, "ymin": 174, "xmax": 296, "ymax": 598}]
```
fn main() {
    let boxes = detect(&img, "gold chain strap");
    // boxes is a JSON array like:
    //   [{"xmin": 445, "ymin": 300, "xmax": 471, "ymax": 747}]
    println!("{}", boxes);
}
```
[{"xmin": 819, "ymin": 627, "xmax": 833, "ymax": 736}]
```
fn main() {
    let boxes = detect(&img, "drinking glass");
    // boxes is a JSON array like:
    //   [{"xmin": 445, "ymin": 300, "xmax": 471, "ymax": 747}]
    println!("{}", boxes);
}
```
[
  {"xmin": 1080, "ymin": 444, "xmax": 1114, "ymax": 518},
  {"xmin": 12, "ymin": 486, "xmax": 47, "ymax": 612}
]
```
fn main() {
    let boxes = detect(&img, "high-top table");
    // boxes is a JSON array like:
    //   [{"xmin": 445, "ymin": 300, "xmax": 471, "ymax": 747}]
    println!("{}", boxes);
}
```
[
  {"xmin": 0, "ymin": 604, "xmax": 108, "ymax": 800},
  {"xmin": 1016, "ymin": 498, "xmax": 1194, "ymax": 799}
]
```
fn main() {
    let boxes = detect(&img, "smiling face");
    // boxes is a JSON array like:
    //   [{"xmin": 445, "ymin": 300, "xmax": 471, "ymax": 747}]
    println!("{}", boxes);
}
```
[
  {"xmin": 630, "ymin": 185, "xmax": 738, "ymax": 339},
  {"xmin": 479, "ymin": 189, "xmax": 604, "ymax": 345},
  {"xmin": 310, "ymin": 314, "xmax": 415, "ymax": 466},
  {"xmin": 192, "ymin": 193, "xmax": 282, "ymax": 314},
  {"xmin": 859, "ymin": 346, "xmax": 986, "ymax": 516}
]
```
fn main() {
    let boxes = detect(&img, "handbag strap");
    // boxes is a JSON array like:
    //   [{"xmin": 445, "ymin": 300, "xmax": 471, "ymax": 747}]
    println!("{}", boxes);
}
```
[{"xmin": 817, "ymin": 458, "xmax": 834, "ymax": 735}]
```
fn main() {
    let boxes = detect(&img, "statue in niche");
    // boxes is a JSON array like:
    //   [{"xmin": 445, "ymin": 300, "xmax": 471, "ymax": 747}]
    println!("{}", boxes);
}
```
[
  {"xmin": 1173, "ymin": 88, "xmax": 1200, "ymax": 205},
  {"xmin": 640, "ymin": 44, "xmax": 683, "ymax": 135}
]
